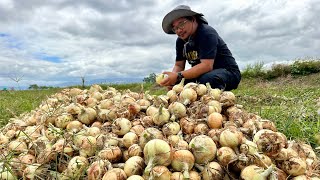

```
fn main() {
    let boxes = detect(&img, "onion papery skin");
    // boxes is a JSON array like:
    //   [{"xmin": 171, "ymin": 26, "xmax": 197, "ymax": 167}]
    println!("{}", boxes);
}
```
[
  {"xmin": 124, "ymin": 156, "xmax": 145, "ymax": 177},
  {"xmin": 280, "ymin": 157, "xmax": 307, "ymax": 176},
  {"xmin": 201, "ymin": 161, "xmax": 224, "ymax": 180},
  {"xmin": 143, "ymin": 139, "xmax": 172, "ymax": 175},
  {"xmin": 219, "ymin": 128, "xmax": 243, "ymax": 149},
  {"xmin": 253, "ymin": 130, "xmax": 287, "ymax": 157},
  {"xmin": 240, "ymin": 165, "xmax": 273, "ymax": 180},
  {"xmin": 171, "ymin": 150, "xmax": 195, "ymax": 179},
  {"xmin": 102, "ymin": 168, "xmax": 127, "ymax": 180},
  {"xmin": 189, "ymin": 135, "xmax": 217, "ymax": 164},
  {"xmin": 216, "ymin": 146, "xmax": 237, "ymax": 167}
]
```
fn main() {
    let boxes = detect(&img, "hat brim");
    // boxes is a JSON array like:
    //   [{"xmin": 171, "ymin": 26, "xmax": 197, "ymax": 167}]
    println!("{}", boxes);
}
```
[{"xmin": 162, "ymin": 9, "xmax": 203, "ymax": 34}]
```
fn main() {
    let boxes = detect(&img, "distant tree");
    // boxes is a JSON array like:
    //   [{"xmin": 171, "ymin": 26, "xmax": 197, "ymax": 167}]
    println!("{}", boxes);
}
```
[
  {"xmin": 143, "ymin": 73, "xmax": 156, "ymax": 83},
  {"xmin": 29, "ymin": 84, "xmax": 39, "ymax": 90}
]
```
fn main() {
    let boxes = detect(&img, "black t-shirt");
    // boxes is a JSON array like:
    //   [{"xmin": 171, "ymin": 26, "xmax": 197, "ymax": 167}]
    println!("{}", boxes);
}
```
[{"xmin": 176, "ymin": 23, "xmax": 240, "ymax": 72}]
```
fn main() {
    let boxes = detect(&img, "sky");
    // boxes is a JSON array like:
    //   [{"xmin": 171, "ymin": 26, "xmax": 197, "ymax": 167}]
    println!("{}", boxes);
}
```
[{"xmin": 0, "ymin": 0, "xmax": 319, "ymax": 89}]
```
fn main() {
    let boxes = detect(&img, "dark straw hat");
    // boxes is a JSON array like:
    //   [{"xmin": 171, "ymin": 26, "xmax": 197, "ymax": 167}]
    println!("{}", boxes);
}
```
[{"xmin": 162, "ymin": 5, "xmax": 208, "ymax": 34}]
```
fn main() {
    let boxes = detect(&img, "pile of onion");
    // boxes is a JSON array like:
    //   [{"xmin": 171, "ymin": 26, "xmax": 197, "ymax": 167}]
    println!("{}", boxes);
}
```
[{"xmin": 0, "ymin": 83, "xmax": 319, "ymax": 180}]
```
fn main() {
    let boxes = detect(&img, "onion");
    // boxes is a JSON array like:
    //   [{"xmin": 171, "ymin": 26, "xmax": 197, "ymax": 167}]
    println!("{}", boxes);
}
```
[
  {"xmin": 124, "ymin": 156, "xmax": 145, "ymax": 177},
  {"xmin": 102, "ymin": 168, "xmax": 127, "ymax": 180},
  {"xmin": 152, "ymin": 106, "xmax": 170, "ymax": 126},
  {"xmin": 8, "ymin": 140, "xmax": 28, "ymax": 154},
  {"xmin": 219, "ymin": 91, "xmax": 236, "ymax": 107},
  {"xmin": 268, "ymin": 168, "xmax": 288, "ymax": 180},
  {"xmin": 240, "ymin": 139, "xmax": 258, "ymax": 155},
  {"xmin": 112, "ymin": 118, "xmax": 132, "ymax": 136},
  {"xmin": 180, "ymin": 117, "xmax": 196, "ymax": 134},
  {"xmin": 189, "ymin": 135, "xmax": 217, "ymax": 164},
  {"xmin": 63, "ymin": 156, "xmax": 89, "ymax": 179},
  {"xmin": 172, "ymin": 78, "xmax": 185, "ymax": 94},
  {"xmin": 143, "ymin": 139, "xmax": 172, "ymax": 175},
  {"xmin": 128, "ymin": 144, "xmax": 143, "ymax": 157},
  {"xmin": 148, "ymin": 166, "xmax": 172, "ymax": 180},
  {"xmin": 189, "ymin": 171, "xmax": 201, "ymax": 180},
  {"xmin": 97, "ymin": 108, "xmax": 117, "ymax": 122},
  {"xmin": 99, "ymin": 99, "xmax": 114, "ymax": 109},
  {"xmin": 156, "ymin": 73, "xmax": 167, "ymax": 84},
  {"xmin": 146, "ymin": 106, "xmax": 158, "ymax": 117},
  {"xmin": 162, "ymin": 122, "xmax": 181, "ymax": 136},
  {"xmin": 98, "ymin": 146, "xmax": 122, "ymax": 163},
  {"xmin": 201, "ymin": 161, "xmax": 224, "ymax": 180},
  {"xmin": 206, "ymin": 83, "xmax": 221, "ymax": 100},
  {"xmin": 78, "ymin": 107, "xmax": 97, "ymax": 125},
  {"xmin": 216, "ymin": 146, "xmax": 237, "ymax": 167},
  {"xmin": 240, "ymin": 165, "xmax": 274, "ymax": 180},
  {"xmin": 219, "ymin": 128, "xmax": 243, "ymax": 149},
  {"xmin": 194, "ymin": 123, "xmax": 209, "ymax": 135},
  {"xmin": 23, "ymin": 163, "xmax": 47, "ymax": 180},
  {"xmin": 179, "ymin": 88, "xmax": 197, "ymax": 105},
  {"xmin": 274, "ymin": 147, "xmax": 298, "ymax": 161},
  {"xmin": 127, "ymin": 175, "xmax": 144, "ymax": 180},
  {"xmin": 195, "ymin": 83, "xmax": 207, "ymax": 97},
  {"xmin": 280, "ymin": 157, "xmax": 307, "ymax": 176},
  {"xmin": 167, "ymin": 90, "xmax": 179, "ymax": 103},
  {"xmin": 171, "ymin": 150, "xmax": 195, "ymax": 179},
  {"xmin": 139, "ymin": 128, "xmax": 164, "ymax": 149},
  {"xmin": 207, "ymin": 112, "xmax": 223, "ymax": 129},
  {"xmin": 86, "ymin": 97, "xmax": 98, "ymax": 107},
  {"xmin": 86, "ymin": 126, "xmax": 101, "ymax": 137},
  {"xmin": 75, "ymin": 135, "xmax": 97, "ymax": 157},
  {"xmin": 122, "ymin": 132, "xmax": 138, "ymax": 148},
  {"xmin": 253, "ymin": 129, "xmax": 287, "ymax": 157},
  {"xmin": 137, "ymin": 98, "xmax": 151, "ymax": 111},
  {"xmin": 87, "ymin": 160, "xmax": 110, "ymax": 180},
  {"xmin": 168, "ymin": 102, "xmax": 187, "ymax": 121},
  {"xmin": 130, "ymin": 125, "xmax": 145, "ymax": 136},
  {"xmin": 66, "ymin": 120, "xmax": 83, "ymax": 132},
  {"xmin": 207, "ymin": 100, "xmax": 222, "ymax": 114},
  {"xmin": 171, "ymin": 172, "xmax": 184, "ymax": 180},
  {"xmin": 0, "ymin": 133, "xmax": 9, "ymax": 145}
]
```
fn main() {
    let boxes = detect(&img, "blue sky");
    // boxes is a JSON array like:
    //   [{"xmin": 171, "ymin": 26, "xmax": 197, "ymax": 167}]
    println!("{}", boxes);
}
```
[{"xmin": 0, "ymin": 0, "xmax": 319, "ymax": 88}]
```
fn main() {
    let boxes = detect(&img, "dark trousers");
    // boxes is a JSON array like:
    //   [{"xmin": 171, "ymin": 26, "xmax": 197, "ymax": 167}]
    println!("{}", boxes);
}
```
[{"xmin": 184, "ymin": 68, "xmax": 241, "ymax": 91}]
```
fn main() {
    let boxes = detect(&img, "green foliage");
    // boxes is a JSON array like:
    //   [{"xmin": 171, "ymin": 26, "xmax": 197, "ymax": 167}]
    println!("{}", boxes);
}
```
[
  {"xmin": 143, "ymin": 73, "xmax": 156, "ymax": 83},
  {"xmin": 264, "ymin": 64, "xmax": 291, "ymax": 80},
  {"xmin": 291, "ymin": 59, "xmax": 320, "ymax": 76},
  {"xmin": 242, "ymin": 58, "xmax": 320, "ymax": 80},
  {"xmin": 28, "ymin": 84, "xmax": 57, "ymax": 90},
  {"xmin": 241, "ymin": 61, "xmax": 266, "ymax": 78}
]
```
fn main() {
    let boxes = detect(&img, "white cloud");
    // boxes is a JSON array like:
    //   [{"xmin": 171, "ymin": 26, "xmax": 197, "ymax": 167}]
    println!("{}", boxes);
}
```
[{"xmin": 0, "ymin": 0, "xmax": 319, "ymax": 88}]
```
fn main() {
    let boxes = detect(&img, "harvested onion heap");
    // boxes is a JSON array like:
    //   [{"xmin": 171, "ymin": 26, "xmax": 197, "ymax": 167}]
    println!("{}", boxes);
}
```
[{"xmin": 0, "ymin": 82, "xmax": 319, "ymax": 180}]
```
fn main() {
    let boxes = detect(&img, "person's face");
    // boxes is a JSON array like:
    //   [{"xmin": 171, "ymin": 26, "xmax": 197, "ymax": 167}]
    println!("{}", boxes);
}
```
[{"xmin": 172, "ymin": 18, "xmax": 193, "ymax": 40}]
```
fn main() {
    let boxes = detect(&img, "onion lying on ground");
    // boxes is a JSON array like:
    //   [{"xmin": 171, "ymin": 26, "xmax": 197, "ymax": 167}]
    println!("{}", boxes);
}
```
[{"xmin": 143, "ymin": 139, "xmax": 172, "ymax": 175}]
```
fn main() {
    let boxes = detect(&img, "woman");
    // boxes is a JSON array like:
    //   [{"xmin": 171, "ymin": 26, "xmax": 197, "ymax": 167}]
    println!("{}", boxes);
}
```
[{"xmin": 160, "ymin": 5, "xmax": 241, "ymax": 91}]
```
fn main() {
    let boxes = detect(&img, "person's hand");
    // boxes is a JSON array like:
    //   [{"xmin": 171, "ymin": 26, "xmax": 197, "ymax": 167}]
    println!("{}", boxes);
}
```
[{"xmin": 159, "ymin": 71, "xmax": 178, "ymax": 87}]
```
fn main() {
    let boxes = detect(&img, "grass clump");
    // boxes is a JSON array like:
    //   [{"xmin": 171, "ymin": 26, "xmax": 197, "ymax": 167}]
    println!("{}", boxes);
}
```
[{"xmin": 242, "ymin": 57, "xmax": 320, "ymax": 80}]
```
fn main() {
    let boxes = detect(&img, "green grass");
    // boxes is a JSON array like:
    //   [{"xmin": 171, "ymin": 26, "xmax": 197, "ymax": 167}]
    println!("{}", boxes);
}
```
[
  {"xmin": 233, "ymin": 74, "xmax": 320, "ymax": 148},
  {"xmin": 0, "ymin": 73, "xmax": 319, "ymax": 151},
  {"xmin": 0, "ymin": 89, "xmax": 62, "ymax": 127}
]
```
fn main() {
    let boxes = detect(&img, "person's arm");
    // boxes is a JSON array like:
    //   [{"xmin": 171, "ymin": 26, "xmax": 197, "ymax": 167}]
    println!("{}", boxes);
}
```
[{"xmin": 161, "ymin": 59, "xmax": 213, "ymax": 87}]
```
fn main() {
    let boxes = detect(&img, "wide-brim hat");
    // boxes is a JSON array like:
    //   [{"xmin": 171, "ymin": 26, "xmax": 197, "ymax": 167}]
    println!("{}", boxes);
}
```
[{"xmin": 162, "ymin": 5, "xmax": 208, "ymax": 34}]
